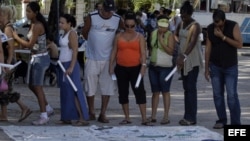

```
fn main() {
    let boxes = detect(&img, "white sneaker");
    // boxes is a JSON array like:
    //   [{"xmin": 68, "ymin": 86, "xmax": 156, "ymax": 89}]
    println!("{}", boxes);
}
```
[
  {"xmin": 47, "ymin": 110, "xmax": 54, "ymax": 117},
  {"xmin": 32, "ymin": 117, "xmax": 49, "ymax": 125}
]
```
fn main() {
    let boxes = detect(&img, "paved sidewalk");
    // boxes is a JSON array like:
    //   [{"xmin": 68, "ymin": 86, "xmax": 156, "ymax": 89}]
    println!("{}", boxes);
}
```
[{"xmin": 0, "ymin": 48, "xmax": 250, "ymax": 141}]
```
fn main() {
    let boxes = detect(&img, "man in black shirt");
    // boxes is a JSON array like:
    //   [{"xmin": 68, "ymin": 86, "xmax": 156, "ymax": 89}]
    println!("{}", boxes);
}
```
[{"xmin": 205, "ymin": 9, "xmax": 242, "ymax": 129}]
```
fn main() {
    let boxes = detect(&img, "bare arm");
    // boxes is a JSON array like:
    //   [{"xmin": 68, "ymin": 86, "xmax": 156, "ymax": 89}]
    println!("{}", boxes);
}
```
[
  {"xmin": 13, "ymin": 23, "xmax": 43, "ymax": 49},
  {"xmin": 82, "ymin": 15, "xmax": 91, "ymax": 39},
  {"xmin": 66, "ymin": 31, "xmax": 78, "ymax": 75},
  {"xmin": 159, "ymin": 32, "xmax": 175, "ymax": 55},
  {"xmin": 0, "ymin": 39, "xmax": 4, "ymax": 63},
  {"xmin": 223, "ymin": 24, "xmax": 242, "ymax": 48},
  {"xmin": 205, "ymin": 33, "xmax": 212, "ymax": 82},
  {"xmin": 109, "ymin": 33, "xmax": 120, "ymax": 75},
  {"xmin": 174, "ymin": 22, "xmax": 181, "ymax": 41},
  {"xmin": 176, "ymin": 22, "xmax": 201, "ymax": 69},
  {"xmin": 184, "ymin": 23, "xmax": 201, "ymax": 55},
  {"xmin": 118, "ymin": 18, "xmax": 125, "ymax": 31},
  {"xmin": 139, "ymin": 34, "xmax": 147, "ymax": 76},
  {"xmin": 5, "ymin": 26, "xmax": 14, "ymax": 64}
]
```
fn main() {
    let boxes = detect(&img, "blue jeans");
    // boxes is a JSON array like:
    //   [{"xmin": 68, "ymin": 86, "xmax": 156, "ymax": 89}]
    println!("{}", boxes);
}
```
[
  {"xmin": 210, "ymin": 63, "xmax": 241, "ymax": 125},
  {"xmin": 181, "ymin": 66, "xmax": 199, "ymax": 122},
  {"xmin": 148, "ymin": 65, "xmax": 173, "ymax": 93}
]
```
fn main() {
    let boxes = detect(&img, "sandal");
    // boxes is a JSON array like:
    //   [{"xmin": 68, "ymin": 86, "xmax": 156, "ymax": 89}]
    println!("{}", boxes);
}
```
[
  {"xmin": 160, "ymin": 118, "xmax": 170, "ymax": 125},
  {"xmin": 88, "ymin": 113, "xmax": 96, "ymax": 121},
  {"xmin": 98, "ymin": 114, "xmax": 109, "ymax": 123},
  {"xmin": 0, "ymin": 117, "xmax": 8, "ymax": 122},
  {"xmin": 18, "ymin": 108, "xmax": 33, "ymax": 122},
  {"xmin": 141, "ymin": 121, "xmax": 154, "ymax": 126},
  {"xmin": 179, "ymin": 119, "xmax": 196, "ymax": 126},
  {"xmin": 56, "ymin": 120, "xmax": 72, "ymax": 125},
  {"xmin": 213, "ymin": 123, "xmax": 224, "ymax": 129},
  {"xmin": 119, "ymin": 119, "xmax": 132, "ymax": 125},
  {"xmin": 147, "ymin": 117, "xmax": 157, "ymax": 123},
  {"xmin": 72, "ymin": 120, "xmax": 89, "ymax": 126}
]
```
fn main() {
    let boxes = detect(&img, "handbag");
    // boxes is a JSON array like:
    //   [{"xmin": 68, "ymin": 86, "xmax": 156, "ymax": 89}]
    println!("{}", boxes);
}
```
[
  {"xmin": 155, "ymin": 33, "xmax": 173, "ymax": 67},
  {"xmin": 155, "ymin": 48, "xmax": 173, "ymax": 67},
  {"xmin": 0, "ymin": 78, "xmax": 8, "ymax": 92}
]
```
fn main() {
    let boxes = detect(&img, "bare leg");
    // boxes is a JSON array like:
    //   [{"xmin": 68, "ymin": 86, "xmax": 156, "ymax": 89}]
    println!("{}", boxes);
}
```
[
  {"xmin": 151, "ymin": 92, "xmax": 160, "ymax": 119},
  {"xmin": 138, "ymin": 103, "xmax": 147, "ymax": 123},
  {"xmin": 29, "ymin": 85, "xmax": 46, "ymax": 112},
  {"xmin": 29, "ymin": 85, "xmax": 48, "ymax": 107},
  {"xmin": 97, "ymin": 95, "xmax": 110, "ymax": 123},
  {"xmin": 17, "ymin": 99, "xmax": 33, "ymax": 122},
  {"xmin": 86, "ymin": 96, "xmax": 95, "ymax": 115},
  {"xmin": 0, "ymin": 105, "xmax": 8, "ymax": 121},
  {"xmin": 162, "ymin": 92, "xmax": 170, "ymax": 120},
  {"xmin": 74, "ymin": 97, "xmax": 88, "ymax": 123},
  {"xmin": 16, "ymin": 100, "xmax": 28, "ymax": 111},
  {"xmin": 100, "ymin": 95, "xmax": 110, "ymax": 116},
  {"xmin": 121, "ymin": 103, "xmax": 130, "ymax": 121}
]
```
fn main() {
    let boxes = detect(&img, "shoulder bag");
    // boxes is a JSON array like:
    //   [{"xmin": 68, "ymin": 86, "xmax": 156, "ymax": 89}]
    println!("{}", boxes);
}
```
[
  {"xmin": 155, "ymin": 33, "xmax": 173, "ymax": 67},
  {"xmin": 0, "ymin": 78, "xmax": 8, "ymax": 92}
]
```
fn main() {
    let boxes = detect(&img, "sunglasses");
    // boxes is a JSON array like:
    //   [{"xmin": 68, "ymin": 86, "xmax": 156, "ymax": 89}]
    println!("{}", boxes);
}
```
[{"xmin": 125, "ymin": 24, "xmax": 135, "ymax": 28}]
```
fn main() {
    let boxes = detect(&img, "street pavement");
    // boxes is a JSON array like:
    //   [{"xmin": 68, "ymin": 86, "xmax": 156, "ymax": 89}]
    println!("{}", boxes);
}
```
[{"xmin": 0, "ymin": 48, "xmax": 250, "ymax": 141}]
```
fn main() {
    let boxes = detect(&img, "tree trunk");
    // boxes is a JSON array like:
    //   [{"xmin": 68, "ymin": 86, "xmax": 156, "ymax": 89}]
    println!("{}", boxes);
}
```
[{"xmin": 47, "ymin": 0, "xmax": 66, "ymax": 44}]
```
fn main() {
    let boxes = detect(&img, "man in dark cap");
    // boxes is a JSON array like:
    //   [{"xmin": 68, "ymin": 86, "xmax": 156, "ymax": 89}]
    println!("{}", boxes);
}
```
[
  {"xmin": 103, "ymin": 0, "xmax": 115, "ymax": 12},
  {"xmin": 82, "ymin": 0, "xmax": 124, "ymax": 123}
]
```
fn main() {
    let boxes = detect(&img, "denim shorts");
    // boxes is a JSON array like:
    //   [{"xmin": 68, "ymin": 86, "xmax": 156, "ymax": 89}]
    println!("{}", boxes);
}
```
[
  {"xmin": 28, "ymin": 54, "xmax": 50, "ymax": 85},
  {"xmin": 148, "ymin": 65, "xmax": 173, "ymax": 93}
]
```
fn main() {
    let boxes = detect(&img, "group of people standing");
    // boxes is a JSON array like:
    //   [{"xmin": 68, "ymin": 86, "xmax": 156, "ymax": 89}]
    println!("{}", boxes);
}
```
[{"xmin": 0, "ymin": 0, "xmax": 242, "ymax": 129}]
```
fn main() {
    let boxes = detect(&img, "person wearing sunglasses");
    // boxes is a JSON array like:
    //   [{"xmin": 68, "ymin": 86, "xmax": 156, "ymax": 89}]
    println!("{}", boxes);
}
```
[{"xmin": 109, "ymin": 11, "xmax": 151, "ymax": 126}]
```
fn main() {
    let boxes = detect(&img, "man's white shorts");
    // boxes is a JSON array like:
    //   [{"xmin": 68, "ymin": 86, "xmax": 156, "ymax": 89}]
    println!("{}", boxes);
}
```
[{"xmin": 84, "ymin": 59, "xmax": 117, "ymax": 96}]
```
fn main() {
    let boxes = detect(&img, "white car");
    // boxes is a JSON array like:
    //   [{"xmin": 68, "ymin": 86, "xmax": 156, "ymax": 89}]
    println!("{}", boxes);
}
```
[{"xmin": 13, "ymin": 17, "xmax": 30, "ymax": 38}]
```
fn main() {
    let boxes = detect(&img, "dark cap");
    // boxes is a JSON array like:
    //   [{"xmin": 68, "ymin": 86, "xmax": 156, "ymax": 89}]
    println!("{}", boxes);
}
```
[{"xmin": 103, "ymin": 0, "xmax": 115, "ymax": 11}]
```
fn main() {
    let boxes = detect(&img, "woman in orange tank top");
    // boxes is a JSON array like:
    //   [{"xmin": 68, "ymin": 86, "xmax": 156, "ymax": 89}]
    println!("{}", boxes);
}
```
[{"xmin": 109, "ymin": 12, "xmax": 152, "ymax": 126}]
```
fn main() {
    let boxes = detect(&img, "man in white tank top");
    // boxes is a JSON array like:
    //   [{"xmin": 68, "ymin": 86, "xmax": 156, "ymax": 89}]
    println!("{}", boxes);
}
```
[{"xmin": 82, "ymin": 0, "xmax": 124, "ymax": 123}]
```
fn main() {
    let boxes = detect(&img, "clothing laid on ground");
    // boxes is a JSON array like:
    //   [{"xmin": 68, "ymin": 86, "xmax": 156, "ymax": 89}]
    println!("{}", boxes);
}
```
[{"xmin": 59, "ymin": 30, "xmax": 89, "ymax": 121}]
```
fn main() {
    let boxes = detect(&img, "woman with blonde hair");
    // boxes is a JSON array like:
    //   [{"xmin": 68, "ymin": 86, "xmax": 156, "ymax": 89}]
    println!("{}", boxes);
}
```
[{"xmin": 0, "ymin": 5, "xmax": 32, "ymax": 122}]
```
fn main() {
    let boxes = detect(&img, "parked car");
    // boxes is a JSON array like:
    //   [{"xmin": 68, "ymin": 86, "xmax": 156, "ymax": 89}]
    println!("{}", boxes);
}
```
[{"xmin": 13, "ymin": 17, "xmax": 30, "ymax": 38}]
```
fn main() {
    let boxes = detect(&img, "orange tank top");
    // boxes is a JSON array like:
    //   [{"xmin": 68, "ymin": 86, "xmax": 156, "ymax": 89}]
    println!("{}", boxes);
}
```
[{"xmin": 116, "ymin": 34, "xmax": 141, "ymax": 67}]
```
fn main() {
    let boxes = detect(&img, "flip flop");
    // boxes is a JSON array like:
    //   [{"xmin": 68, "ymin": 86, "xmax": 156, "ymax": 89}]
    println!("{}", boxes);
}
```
[
  {"xmin": 18, "ymin": 108, "xmax": 33, "ymax": 122},
  {"xmin": 56, "ymin": 120, "xmax": 72, "ymax": 125},
  {"xmin": 141, "ymin": 121, "xmax": 154, "ymax": 126},
  {"xmin": 119, "ymin": 119, "xmax": 132, "ymax": 125},
  {"xmin": 72, "ymin": 120, "xmax": 89, "ymax": 126},
  {"xmin": 160, "ymin": 118, "xmax": 170, "ymax": 125},
  {"xmin": 147, "ymin": 117, "xmax": 157, "ymax": 123},
  {"xmin": 179, "ymin": 119, "xmax": 196, "ymax": 126},
  {"xmin": 0, "ymin": 119, "xmax": 8, "ymax": 122}
]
